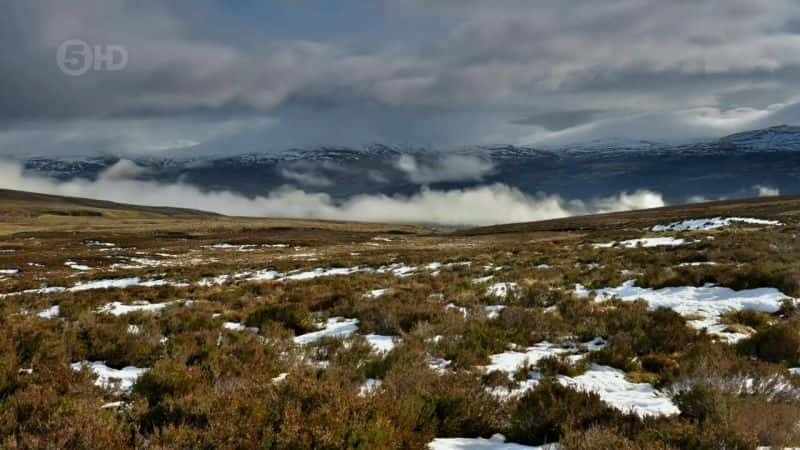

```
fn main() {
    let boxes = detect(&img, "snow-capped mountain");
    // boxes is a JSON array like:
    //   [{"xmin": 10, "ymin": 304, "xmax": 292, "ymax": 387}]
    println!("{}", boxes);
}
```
[
  {"xmin": 717, "ymin": 125, "xmax": 800, "ymax": 152},
  {"xmin": 10, "ymin": 125, "xmax": 800, "ymax": 204}
]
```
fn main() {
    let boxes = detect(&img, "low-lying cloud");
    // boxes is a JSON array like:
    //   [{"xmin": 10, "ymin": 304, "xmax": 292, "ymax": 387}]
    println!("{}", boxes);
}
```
[
  {"xmin": 394, "ymin": 154, "xmax": 495, "ymax": 184},
  {"xmin": 0, "ymin": 160, "xmax": 665, "ymax": 226}
]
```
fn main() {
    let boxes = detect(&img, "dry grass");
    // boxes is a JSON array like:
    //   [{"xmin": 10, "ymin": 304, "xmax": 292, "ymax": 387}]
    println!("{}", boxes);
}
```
[{"xmin": 1, "ymin": 190, "xmax": 800, "ymax": 448}]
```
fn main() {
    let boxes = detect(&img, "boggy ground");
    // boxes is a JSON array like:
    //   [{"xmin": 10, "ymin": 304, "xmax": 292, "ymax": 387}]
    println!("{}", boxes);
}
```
[{"xmin": 2, "ymin": 190, "xmax": 800, "ymax": 449}]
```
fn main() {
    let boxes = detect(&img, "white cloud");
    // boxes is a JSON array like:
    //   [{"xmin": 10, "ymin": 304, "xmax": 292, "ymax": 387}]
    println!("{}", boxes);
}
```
[
  {"xmin": 0, "ymin": 160, "xmax": 665, "ymax": 226},
  {"xmin": 279, "ymin": 168, "xmax": 332, "ymax": 188},
  {"xmin": 99, "ymin": 159, "xmax": 149, "ymax": 181},
  {"xmin": 529, "ymin": 103, "xmax": 800, "ymax": 146},
  {"xmin": 394, "ymin": 155, "xmax": 495, "ymax": 184},
  {"xmin": 754, "ymin": 185, "xmax": 780, "ymax": 197}
]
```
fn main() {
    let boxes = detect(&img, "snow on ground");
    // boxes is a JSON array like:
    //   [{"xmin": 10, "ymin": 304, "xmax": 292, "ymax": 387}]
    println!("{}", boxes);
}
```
[
  {"xmin": 282, "ymin": 267, "xmax": 363, "ymax": 281},
  {"xmin": 427, "ymin": 356, "xmax": 452, "ymax": 374},
  {"xmin": 293, "ymin": 317, "xmax": 360, "ymax": 345},
  {"xmin": 557, "ymin": 364, "xmax": 679, "ymax": 417},
  {"xmin": 652, "ymin": 217, "xmax": 782, "ymax": 232},
  {"xmin": 428, "ymin": 434, "xmax": 557, "ymax": 450},
  {"xmin": 111, "ymin": 257, "xmax": 176, "ymax": 270},
  {"xmin": 65, "ymin": 261, "xmax": 92, "ymax": 271},
  {"xmin": 100, "ymin": 401, "xmax": 129, "ymax": 410},
  {"xmin": 483, "ymin": 342, "xmax": 572, "ymax": 375},
  {"xmin": 446, "ymin": 303, "xmax": 469, "ymax": 317},
  {"xmin": 576, "ymin": 281, "xmax": 789, "ymax": 342},
  {"xmin": 676, "ymin": 261, "xmax": 719, "ymax": 267},
  {"xmin": 582, "ymin": 337, "xmax": 608, "ymax": 352},
  {"xmin": 272, "ymin": 373, "xmax": 288, "ymax": 384},
  {"xmin": 222, "ymin": 322, "xmax": 259, "ymax": 333},
  {"xmin": 485, "ymin": 305, "xmax": 506, "ymax": 319},
  {"xmin": 198, "ymin": 274, "xmax": 230, "ymax": 286},
  {"xmin": 0, "ymin": 277, "xmax": 189, "ymax": 298},
  {"xmin": 473, "ymin": 275, "xmax": 495, "ymax": 284},
  {"xmin": 0, "ymin": 269, "xmax": 19, "ymax": 275},
  {"xmin": 97, "ymin": 301, "xmax": 173, "ymax": 316},
  {"xmin": 36, "ymin": 305, "xmax": 60, "ymax": 319},
  {"xmin": 359, "ymin": 378, "xmax": 383, "ymax": 396},
  {"xmin": 593, "ymin": 237, "xmax": 687, "ymax": 249},
  {"xmin": 70, "ymin": 277, "xmax": 170, "ymax": 292},
  {"xmin": 206, "ymin": 243, "xmax": 259, "ymax": 252},
  {"xmin": 365, "ymin": 288, "xmax": 390, "ymax": 299},
  {"xmin": 365, "ymin": 334, "xmax": 399, "ymax": 353},
  {"xmin": 84, "ymin": 240, "xmax": 116, "ymax": 247},
  {"xmin": 239, "ymin": 262, "xmax": 471, "ymax": 283},
  {"xmin": 238, "ymin": 270, "xmax": 281, "ymax": 282},
  {"xmin": 487, "ymin": 282, "xmax": 519, "ymax": 298},
  {"xmin": 70, "ymin": 361, "xmax": 148, "ymax": 391}
]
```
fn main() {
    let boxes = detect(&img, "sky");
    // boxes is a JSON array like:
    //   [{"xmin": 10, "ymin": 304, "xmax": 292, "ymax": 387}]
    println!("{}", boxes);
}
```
[{"xmin": 3, "ymin": 0, "xmax": 800, "ymax": 156}]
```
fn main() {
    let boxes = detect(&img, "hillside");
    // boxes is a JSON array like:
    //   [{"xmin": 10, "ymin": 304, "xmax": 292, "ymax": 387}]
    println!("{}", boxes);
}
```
[
  {"xmin": 1, "ymin": 191, "xmax": 799, "ymax": 448},
  {"xmin": 0, "ymin": 189, "xmax": 219, "ymax": 219},
  {"xmin": 460, "ymin": 195, "xmax": 800, "ymax": 234}
]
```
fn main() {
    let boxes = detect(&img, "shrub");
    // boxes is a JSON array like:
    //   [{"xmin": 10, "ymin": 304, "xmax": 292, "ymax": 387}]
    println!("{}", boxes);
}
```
[
  {"xmin": 508, "ymin": 381, "xmax": 621, "ymax": 445},
  {"xmin": 246, "ymin": 303, "xmax": 318, "ymax": 335},
  {"xmin": 736, "ymin": 322, "xmax": 800, "ymax": 364}
]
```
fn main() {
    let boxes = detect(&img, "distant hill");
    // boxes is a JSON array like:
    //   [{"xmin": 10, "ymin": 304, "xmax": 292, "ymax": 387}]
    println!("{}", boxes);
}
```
[
  {"xmin": 8, "ymin": 125, "xmax": 800, "ymax": 205},
  {"xmin": 458, "ymin": 195, "xmax": 800, "ymax": 235},
  {"xmin": 0, "ymin": 189, "xmax": 219, "ymax": 219}
]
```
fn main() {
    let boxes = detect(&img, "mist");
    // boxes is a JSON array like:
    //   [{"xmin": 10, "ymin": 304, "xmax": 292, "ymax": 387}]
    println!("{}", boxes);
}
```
[{"xmin": 0, "ymin": 160, "xmax": 665, "ymax": 226}]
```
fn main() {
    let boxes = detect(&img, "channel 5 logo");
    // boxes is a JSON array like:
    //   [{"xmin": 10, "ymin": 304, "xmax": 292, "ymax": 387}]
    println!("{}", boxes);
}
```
[{"xmin": 57, "ymin": 39, "xmax": 128, "ymax": 76}]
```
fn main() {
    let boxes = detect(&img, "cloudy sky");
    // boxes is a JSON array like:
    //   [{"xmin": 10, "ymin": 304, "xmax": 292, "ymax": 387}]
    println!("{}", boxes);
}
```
[{"xmin": 3, "ymin": 0, "xmax": 800, "ymax": 156}]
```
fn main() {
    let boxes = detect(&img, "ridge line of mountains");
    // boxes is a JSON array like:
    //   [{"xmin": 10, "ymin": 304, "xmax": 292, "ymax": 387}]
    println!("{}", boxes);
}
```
[{"xmin": 9, "ymin": 125, "xmax": 800, "ymax": 205}]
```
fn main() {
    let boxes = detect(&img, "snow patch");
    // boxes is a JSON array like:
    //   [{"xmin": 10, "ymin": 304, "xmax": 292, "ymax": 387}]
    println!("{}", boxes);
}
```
[
  {"xmin": 359, "ymin": 378, "xmax": 383, "ymax": 396},
  {"xmin": 70, "ymin": 361, "xmax": 147, "ymax": 392},
  {"xmin": 65, "ymin": 261, "xmax": 92, "ymax": 271},
  {"xmin": 429, "ymin": 434, "xmax": 557, "ymax": 450},
  {"xmin": 365, "ymin": 288, "xmax": 390, "ymax": 299},
  {"xmin": 558, "ymin": 364, "xmax": 679, "ymax": 417},
  {"xmin": 485, "ymin": 305, "xmax": 507, "ymax": 319},
  {"xmin": 293, "ymin": 317, "xmax": 359, "ymax": 345},
  {"xmin": 593, "ymin": 237, "xmax": 687, "ymax": 249},
  {"xmin": 652, "ymin": 217, "xmax": 782, "ymax": 232},
  {"xmin": 222, "ymin": 322, "xmax": 259, "ymax": 333},
  {"xmin": 576, "ymin": 281, "xmax": 789, "ymax": 342},
  {"xmin": 36, "ymin": 305, "xmax": 60, "ymax": 319},
  {"xmin": 97, "ymin": 301, "xmax": 173, "ymax": 316},
  {"xmin": 483, "ymin": 342, "xmax": 572, "ymax": 375},
  {"xmin": 365, "ymin": 334, "xmax": 399, "ymax": 353},
  {"xmin": 487, "ymin": 282, "xmax": 519, "ymax": 298}
]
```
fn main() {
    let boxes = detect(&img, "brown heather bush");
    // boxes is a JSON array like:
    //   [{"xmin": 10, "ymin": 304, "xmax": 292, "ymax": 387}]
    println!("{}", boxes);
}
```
[
  {"xmin": 508, "ymin": 381, "xmax": 624, "ymax": 445},
  {"xmin": 561, "ymin": 426, "xmax": 676, "ymax": 450},
  {"xmin": 70, "ymin": 319, "xmax": 165, "ymax": 368},
  {"xmin": 720, "ymin": 309, "xmax": 773, "ymax": 330},
  {"xmin": 736, "ymin": 321, "xmax": 800, "ymax": 364},
  {"xmin": 245, "ymin": 302, "xmax": 318, "ymax": 335}
]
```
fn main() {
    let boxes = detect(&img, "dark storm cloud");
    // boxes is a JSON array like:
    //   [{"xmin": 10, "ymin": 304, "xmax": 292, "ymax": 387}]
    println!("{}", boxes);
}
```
[
  {"xmin": 512, "ymin": 110, "xmax": 606, "ymax": 131},
  {"xmin": 2, "ymin": 0, "xmax": 800, "ymax": 155}
]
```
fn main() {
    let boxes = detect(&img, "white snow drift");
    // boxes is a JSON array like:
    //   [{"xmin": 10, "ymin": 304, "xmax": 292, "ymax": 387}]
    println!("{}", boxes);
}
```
[
  {"xmin": 70, "ymin": 361, "xmax": 148, "ymax": 391},
  {"xmin": 557, "ymin": 364, "xmax": 680, "ymax": 417},
  {"xmin": 652, "ymin": 217, "xmax": 782, "ymax": 232},
  {"xmin": 576, "ymin": 281, "xmax": 791, "ymax": 342},
  {"xmin": 428, "ymin": 434, "xmax": 557, "ymax": 449},
  {"xmin": 593, "ymin": 237, "xmax": 688, "ymax": 249}
]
